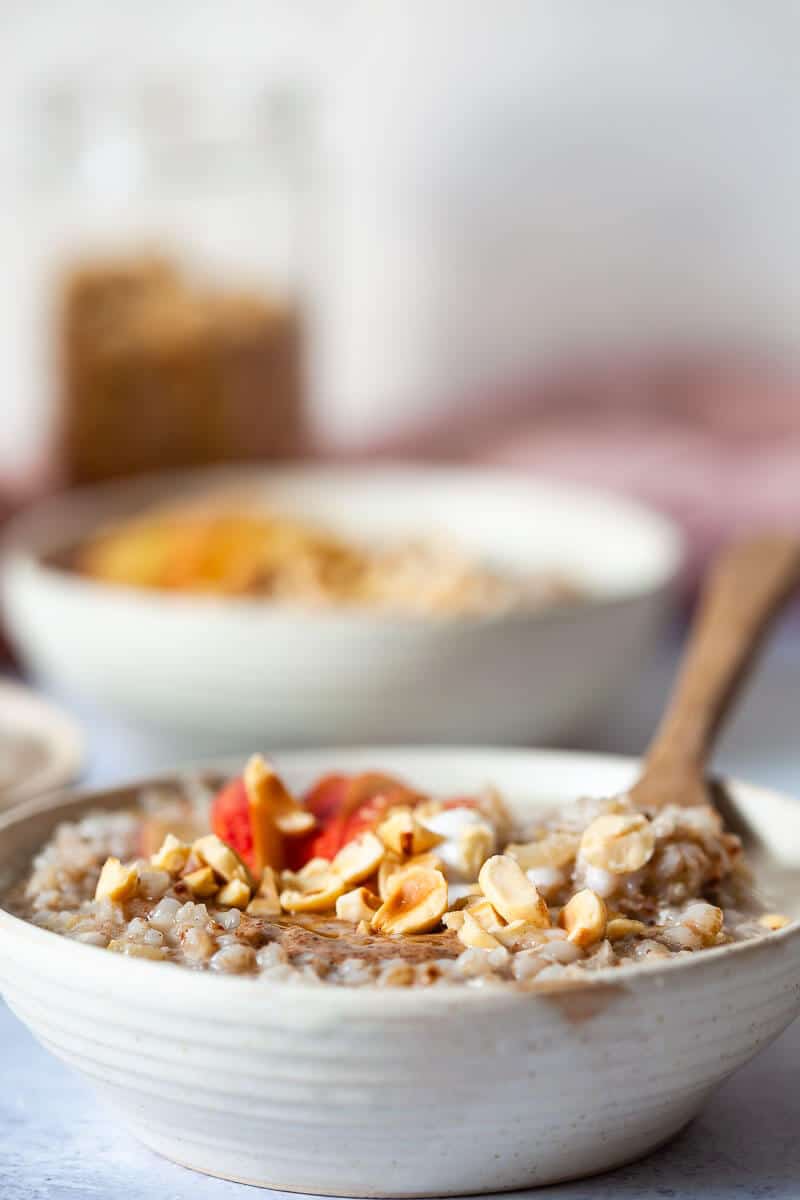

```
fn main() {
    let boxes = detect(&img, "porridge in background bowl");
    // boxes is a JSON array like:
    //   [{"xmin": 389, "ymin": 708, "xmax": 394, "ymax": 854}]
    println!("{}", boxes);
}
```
[
  {"xmin": 7, "ymin": 755, "xmax": 789, "ymax": 986},
  {"xmin": 68, "ymin": 501, "xmax": 583, "ymax": 616}
]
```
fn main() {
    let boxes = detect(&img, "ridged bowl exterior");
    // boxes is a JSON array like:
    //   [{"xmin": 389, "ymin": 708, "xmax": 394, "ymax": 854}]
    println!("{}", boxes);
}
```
[{"xmin": 1, "ymin": 750, "xmax": 798, "ymax": 1195}]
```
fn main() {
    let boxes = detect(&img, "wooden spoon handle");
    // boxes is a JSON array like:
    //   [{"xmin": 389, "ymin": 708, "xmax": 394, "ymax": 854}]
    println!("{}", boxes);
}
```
[{"xmin": 641, "ymin": 535, "xmax": 800, "ymax": 781}]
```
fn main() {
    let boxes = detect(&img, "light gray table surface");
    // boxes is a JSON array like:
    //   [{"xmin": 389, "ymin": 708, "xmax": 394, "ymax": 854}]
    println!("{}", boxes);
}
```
[{"xmin": 3, "ymin": 625, "xmax": 800, "ymax": 1200}]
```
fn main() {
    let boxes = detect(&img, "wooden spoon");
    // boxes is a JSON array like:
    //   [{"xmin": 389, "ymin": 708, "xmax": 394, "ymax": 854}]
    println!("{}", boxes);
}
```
[{"xmin": 629, "ymin": 535, "xmax": 800, "ymax": 811}]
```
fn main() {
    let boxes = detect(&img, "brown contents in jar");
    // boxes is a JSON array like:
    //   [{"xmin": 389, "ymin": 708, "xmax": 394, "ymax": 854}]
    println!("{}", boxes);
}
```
[{"xmin": 60, "ymin": 255, "xmax": 304, "ymax": 485}]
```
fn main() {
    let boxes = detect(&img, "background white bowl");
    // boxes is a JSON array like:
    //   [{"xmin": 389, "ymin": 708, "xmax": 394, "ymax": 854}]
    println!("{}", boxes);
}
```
[
  {"xmin": 0, "ymin": 465, "xmax": 683, "ymax": 750},
  {"xmin": 0, "ymin": 747, "xmax": 798, "ymax": 1195}
]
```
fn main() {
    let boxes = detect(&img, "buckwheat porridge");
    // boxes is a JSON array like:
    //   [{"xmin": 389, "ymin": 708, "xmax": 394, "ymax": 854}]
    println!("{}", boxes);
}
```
[{"xmin": 5, "ymin": 756, "xmax": 790, "ymax": 987}]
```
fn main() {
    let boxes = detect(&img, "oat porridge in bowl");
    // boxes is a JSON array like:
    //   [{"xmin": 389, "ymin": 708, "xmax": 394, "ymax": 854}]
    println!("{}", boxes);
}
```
[{"xmin": 1, "ymin": 748, "xmax": 798, "ymax": 1194}]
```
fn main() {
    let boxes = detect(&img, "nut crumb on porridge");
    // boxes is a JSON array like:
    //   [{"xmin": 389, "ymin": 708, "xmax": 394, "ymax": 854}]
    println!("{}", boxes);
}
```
[{"xmin": 4, "ymin": 755, "xmax": 790, "ymax": 988}]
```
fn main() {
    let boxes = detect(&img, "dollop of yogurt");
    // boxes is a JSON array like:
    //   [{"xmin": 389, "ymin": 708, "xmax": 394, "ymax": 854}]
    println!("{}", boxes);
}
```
[{"xmin": 419, "ymin": 806, "xmax": 496, "ymax": 882}]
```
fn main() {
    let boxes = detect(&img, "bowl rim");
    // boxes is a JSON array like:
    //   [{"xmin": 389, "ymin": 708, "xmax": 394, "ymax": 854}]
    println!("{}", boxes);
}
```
[
  {"xmin": 0, "ymin": 462, "xmax": 685, "ymax": 627},
  {"xmin": 1, "ymin": 745, "xmax": 797, "ymax": 1015}
]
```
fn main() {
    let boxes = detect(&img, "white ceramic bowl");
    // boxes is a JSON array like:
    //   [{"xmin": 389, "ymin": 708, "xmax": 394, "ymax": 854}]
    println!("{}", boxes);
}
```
[
  {"xmin": 0, "ymin": 466, "xmax": 682, "ymax": 751},
  {"xmin": 1, "ymin": 747, "xmax": 798, "ymax": 1196}
]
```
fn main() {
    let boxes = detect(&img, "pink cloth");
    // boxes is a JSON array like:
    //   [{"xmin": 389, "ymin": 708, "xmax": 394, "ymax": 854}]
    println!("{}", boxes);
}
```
[{"xmin": 363, "ymin": 355, "xmax": 800, "ymax": 589}]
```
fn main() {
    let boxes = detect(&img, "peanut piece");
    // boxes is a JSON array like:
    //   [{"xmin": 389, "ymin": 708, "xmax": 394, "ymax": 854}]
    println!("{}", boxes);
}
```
[
  {"xmin": 331, "ymin": 832, "xmax": 385, "ymax": 886},
  {"xmin": 378, "ymin": 852, "xmax": 443, "ymax": 899},
  {"xmin": 280, "ymin": 873, "xmax": 346, "ymax": 914},
  {"xmin": 377, "ymin": 808, "xmax": 442, "ymax": 858},
  {"xmin": 371, "ymin": 866, "xmax": 448, "ymax": 935},
  {"xmin": 216, "ymin": 878, "xmax": 251, "ymax": 909},
  {"xmin": 506, "ymin": 832, "xmax": 580, "ymax": 871},
  {"xmin": 463, "ymin": 896, "xmax": 505, "ymax": 932},
  {"xmin": 458, "ymin": 823, "xmax": 495, "ymax": 879},
  {"xmin": 193, "ymin": 834, "xmax": 251, "ymax": 884},
  {"xmin": 150, "ymin": 834, "xmax": 191, "ymax": 876},
  {"xmin": 559, "ymin": 889, "xmax": 608, "ymax": 947},
  {"xmin": 95, "ymin": 858, "xmax": 139, "ymax": 903},
  {"xmin": 336, "ymin": 886, "xmax": 381, "ymax": 924},
  {"xmin": 492, "ymin": 919, "xmax": 550, "ymax": 950},
  {"xmin": 457, "ymin": 911, "xmax": 503, "ymax": 950},
  {"xmin": 478, "ymin": 855, "xmax": 550, "ymax": 926},
  {"xmin": 183, "ymin": 866, "xmax": 219, "ymax": 898},
  {"xmin": 579, "ymin": 812, "xmax": 655, "ymax": 874}
]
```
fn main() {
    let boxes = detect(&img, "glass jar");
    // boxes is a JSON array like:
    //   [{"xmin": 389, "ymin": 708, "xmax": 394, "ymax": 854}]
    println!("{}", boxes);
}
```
[{"xmin": 13, "ymin": 72, "xmax": 317, "ymax": 483}]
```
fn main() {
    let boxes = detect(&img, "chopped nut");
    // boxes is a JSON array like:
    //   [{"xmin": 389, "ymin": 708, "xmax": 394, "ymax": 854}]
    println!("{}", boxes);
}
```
[
  {"xmin": 216, "ymin": 878, "xmax": 251, "ymax": 909},
  {"xmin": 183, "ymin": 866, "xmax": 219, "ymax": 898},
  {"xmin": 280, "ymin": 858, "xmax": 331, "ymax": 891},
  {"xmin": 280, "ymin": 872, "xmax": 347, "ymax": 913},
  {"xmin": 377, "ymin": 808, "xmax": 442, "ymax": 858},
  {"xmin": 139, "ymin": 814, "xmax": 199, "ymax": 859},
  {"xmin": 463, "ymin": 896, "xmax": 505, "ymax": 932},
  {"xmin": 331, "ymin": 832, "xmax": 385, "ymax": 885},
  {"xmin": 442, "ymin": 909, "xmax": 466, "ymax": 931},
  {"xmin": 759, "ymin": 912, "xmax": 791, "ymax": 931},
  {"xmin": 506, "ymin": 832, "xmax": 580, "ymax": 871},
  {"xmin": 579, "ymin": 812, "xmax": 656, "ymax": 874},
  {"xmin": 457, "ymin": 910, "xmax": 503, "ymax": 950},
  {"xmin": 192, "ymin": 834, "xmax": 251, "ymax": 885},
  {"xmin": 280, "ymin": 862, "xmax": 334, "ymax": 894},
  {"xmin": 336, "ymin": 886, "xmax": 381, "ymax": 923},
  {"xmin": 559, "ymin": 889, "xmax": 608, "ymax": 947},
  {"xmin": 478, "ymin": 855, "xmax": 550, "ymax": 926},
  {"xmin": 378, "ymin": 851, "xmax": 443, "ymax": 899},
  {"xmin": 371, "ymin": 866, "xmax": 448, "ymax": 935},
  {"xmin": 458, "ymin": 823, "xmax": 495, "ymax": 879},
  {"xmin": 150, "ymin": 833, "xmax": 191, "ymax": 876},
  {"xmin": 492, "ymin": 919, "xmax": 550, "ymax": 950},
  {"xmin": 94, "ymin": 858, "xmax": 139, "ymax": 903},
  {"xmin": 606, "ymin": 917, "xmax": 648, "ymax": 941}
]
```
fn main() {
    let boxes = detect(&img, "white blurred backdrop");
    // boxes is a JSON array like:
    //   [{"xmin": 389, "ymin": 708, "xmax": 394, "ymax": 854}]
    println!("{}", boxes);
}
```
[{"xmin": 1, "ymin": 0, "xmax": 798, "ymax": 474}]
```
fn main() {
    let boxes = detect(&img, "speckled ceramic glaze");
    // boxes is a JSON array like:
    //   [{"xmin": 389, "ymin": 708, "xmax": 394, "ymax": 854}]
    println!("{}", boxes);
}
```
[{"xmin": 1, "ymin": 748, "xmax": 798, "ymax": 1196}]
